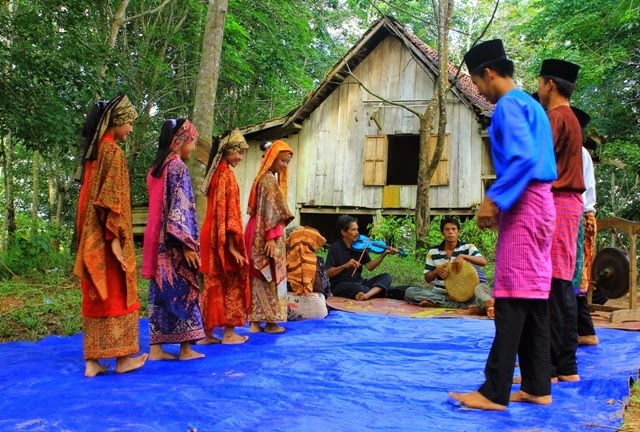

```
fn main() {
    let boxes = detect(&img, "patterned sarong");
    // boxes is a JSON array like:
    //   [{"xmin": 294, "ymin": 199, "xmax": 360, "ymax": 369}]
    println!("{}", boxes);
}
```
[
  {"xmin": 581, "ymin": 211, "xmax": 597, "ymax": 291},
  {"xmin": 493, "ymin": 182, "xmax": 556, "ymax": 299},
  {"xmin": 83, "ymin": 312, "xmax": 139, "ymax": 360},
  {"xmin": 550, "ymin": 191, "xmax": 583, "ymax": 281},
  {"xmin": 571, "ymin": 214, "xmax": 585, "ymax": 292}
]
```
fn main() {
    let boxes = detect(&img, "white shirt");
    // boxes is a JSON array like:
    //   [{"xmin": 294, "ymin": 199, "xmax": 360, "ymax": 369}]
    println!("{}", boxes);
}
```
[{"xmin": 582, "ymin": 147, "xmax": 596, "ymax": 212}]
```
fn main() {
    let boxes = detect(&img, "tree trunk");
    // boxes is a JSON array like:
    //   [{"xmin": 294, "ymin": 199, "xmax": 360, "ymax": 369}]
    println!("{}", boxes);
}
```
[
  {"xmin": 2, "ymin": 132, "xmax": 16, "ymax": 248},
  {"xmin": 31, "ymin": 150, "xmax": 41, "ymax": 235},
  {"xmin": 189, "ymin": 0, "xmax": 229, "ymax": 221},
  {"xmin": 415, "ymin": 0, "xmax": 454, "ymax": 247}
]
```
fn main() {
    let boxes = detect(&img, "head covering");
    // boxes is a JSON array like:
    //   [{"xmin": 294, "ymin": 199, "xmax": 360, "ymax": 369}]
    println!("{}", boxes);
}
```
[
  {"xmin": 539, "ymin": 59, "xmax": 580, "ymax": 83},
  {"xmin": 201, "ymin": 128, "xmax": 249, "ymax": 194},
  {"xmin": 169, "ymin": 119, "xmax": 198, "ymax": 153},
  {"xmin": 463, "ymin": 39, "xmax": 508, "ymax": 73},
  {"xmin": 571, "ymin": 106, "xmax": 591, "ymax": 129},
  {"xmin": 83, "ymin": 94, "xmax": 138, "ymax": 163},
  {"xmin": 247, "ymin": 139, "xmax": 293, "ymax": 216}
]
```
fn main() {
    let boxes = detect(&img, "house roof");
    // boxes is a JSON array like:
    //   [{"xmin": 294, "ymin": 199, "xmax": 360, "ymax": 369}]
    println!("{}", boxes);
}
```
[{"xmin": 240, "ymin": 16, "xmax": 494, "ymax": 140}]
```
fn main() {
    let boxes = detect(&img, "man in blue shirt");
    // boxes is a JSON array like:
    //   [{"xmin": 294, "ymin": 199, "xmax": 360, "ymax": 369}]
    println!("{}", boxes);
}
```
[{"xmin": 449, "ymin": 39, "xmax": 557, "ymax": 411}]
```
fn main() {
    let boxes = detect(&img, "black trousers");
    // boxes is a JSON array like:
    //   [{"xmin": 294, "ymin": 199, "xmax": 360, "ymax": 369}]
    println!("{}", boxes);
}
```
[
  {"xmin": 549, "ymin": 278, "xmax": 579, "ymax": 377},
  {"xmin": 478, "ymin": 298, "xmax": 551, "ymax": 406},
  {"xmin": 577, "ymin": 295, "xmax": 596, "ymax": 337},
  {"xmin": 330, "ymin": 273, "xmax": 392, "ymax": 299}
]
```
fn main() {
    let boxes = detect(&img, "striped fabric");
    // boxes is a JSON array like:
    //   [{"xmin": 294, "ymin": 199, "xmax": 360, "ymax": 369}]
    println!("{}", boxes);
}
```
[
  {"xmin": 493, "ymin": 182, "xmax": 556, "ymax": 299},
  {"xmin": 424, "ymin": 241, "xmax": 485, "ymax": 294},
  {"xmin": 551, "ymin": 191, "xmax": 583, "ymax": 281}
]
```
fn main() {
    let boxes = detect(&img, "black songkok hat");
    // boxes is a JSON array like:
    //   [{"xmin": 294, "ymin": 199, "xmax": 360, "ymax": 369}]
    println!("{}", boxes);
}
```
[
  {"xmin": 539, "ymin": 59, "xmax": 580, "ymax": 83},
  {"xmin": 571, "ymin": 106, "xmax": 591, "ymax": 129},
  {"xmin": 463, "ymin": 39, "xmax": 508, "ymax": 73}
]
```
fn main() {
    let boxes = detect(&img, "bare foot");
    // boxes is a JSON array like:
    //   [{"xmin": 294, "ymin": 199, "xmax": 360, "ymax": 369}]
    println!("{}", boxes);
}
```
[
  {"xmin": 514, "ymin": 376, "xmax": 558, "ymax": 384},
  {"xmin": 264, "ymin": 323, "xmax": 286, "ymax": 334},
  {"xmin": 578, "ymin": 335, "xmax": 598, "ymax": 346},
  {"xmin": 448, "ymin": 391, "xmax": 507, "ymax": 411},
  {"xmin": 355, "ymin": 292, "xmax": 366, "ymax": 301},
  {"xmin": 558, "ymin": 374, "xmax": 580, "ymax": 382},
  {"xmin": 179, "ymin": 345, "xmax": 205, "ymax": 361},
  {"xmin": 249, "ymin": 322, "xmax": 263, "ymax": 333},
  {"xmin": 222, "ymin": 329, "xmax": 249, "ymax": 344},
  {"xmin": 459, "ymin": 305, "xmax": 483, "ymax": 316},
  {"xmin": 418, "ymin": 300, "xmax": 436, "ymax": 307},
  {"xmin": 115, "ymin": 354, "xmax": 148, "ymax": 374},
  {"xmin": 510, "ymin": 390, "xmax": 552, "ymax": 405},
  {"xmin": 85, "ymin": 360, "xmax": 110, "ymax": 378},
  {"xmin": 196, "ymin": 336, "xmax": 222, "ymax": 345},
  {"xmin": 485, "ymin": 299, "xmax": 495, "ymax": 319},
  {"xmin": 149, "ymin": 345, "xmax": 178, "ymax": 361}
]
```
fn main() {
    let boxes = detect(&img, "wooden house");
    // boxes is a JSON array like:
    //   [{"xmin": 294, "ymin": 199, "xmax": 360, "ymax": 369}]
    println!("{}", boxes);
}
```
[{"xmin": 133, "ymin": 17, "xmax": 496, "ymax": 239}]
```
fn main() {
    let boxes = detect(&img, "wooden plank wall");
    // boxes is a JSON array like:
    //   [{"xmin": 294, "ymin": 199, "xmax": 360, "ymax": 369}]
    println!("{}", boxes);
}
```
[{"xmin": 233, "ymin": 34, "xmax": 486, "ymax": 226}]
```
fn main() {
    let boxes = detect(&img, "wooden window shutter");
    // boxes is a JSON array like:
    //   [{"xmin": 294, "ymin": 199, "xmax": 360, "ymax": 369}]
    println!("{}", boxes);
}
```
[
  {"xmin": 363, "ymin": 135, "xmax": 387, "ymax": 186},
  {"xmin": 429, "ymin": 133, "xmax": 450, "ymax": 186}
]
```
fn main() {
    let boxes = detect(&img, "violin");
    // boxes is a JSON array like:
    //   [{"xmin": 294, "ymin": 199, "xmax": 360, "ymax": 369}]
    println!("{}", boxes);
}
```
[{"xmin": 351, "ymin": 234, "xmax": 408, "ymax": 258}]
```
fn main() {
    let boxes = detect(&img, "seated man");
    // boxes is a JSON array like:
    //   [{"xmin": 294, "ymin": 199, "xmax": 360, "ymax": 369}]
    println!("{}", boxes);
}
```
[
  {"xmin": 326, "ymin": 215, "xmax": 398, "ymax": 301},
  {"xmin": 405, "ymin": 216, "xmax": 490, "ymax": 312}
]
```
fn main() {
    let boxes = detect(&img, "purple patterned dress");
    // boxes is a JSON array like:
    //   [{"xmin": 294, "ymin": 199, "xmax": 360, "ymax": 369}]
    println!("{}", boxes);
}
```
[{"xmin": 144, "ymin": 155, "xmax": 205, "ymax": 344}]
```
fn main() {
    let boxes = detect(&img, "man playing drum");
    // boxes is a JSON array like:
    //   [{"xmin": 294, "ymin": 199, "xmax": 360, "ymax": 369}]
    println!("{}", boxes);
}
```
[{"xmin": 404, "ymin": 216, "xmax": 492, "ymax": 314}]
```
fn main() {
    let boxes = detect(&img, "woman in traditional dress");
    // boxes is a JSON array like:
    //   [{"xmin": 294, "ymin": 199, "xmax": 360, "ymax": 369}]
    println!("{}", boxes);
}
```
[
  {"xmin": 142, "ymin": 118, "xmax": 206, "ymax": 360},
  {"xmin": 199, "ymin": 129, "xmax": 251, "ymax": 344},
  {"xmin": 245, "ymin": 140, "xmax": 294, "ymax": 334},
  {"xmin": 74, "ymin": 95, "xmax": 148, "ymax": 377}
]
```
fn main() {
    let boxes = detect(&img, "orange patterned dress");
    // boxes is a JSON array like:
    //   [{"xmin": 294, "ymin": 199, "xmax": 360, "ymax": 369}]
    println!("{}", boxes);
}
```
[
  {"xmin": 74, "ymin": 133, "xmax": 140, "ymax": 360},
  {"xmin": 200, "ymin": 160, "xmax": 250, "ymax": 333}
]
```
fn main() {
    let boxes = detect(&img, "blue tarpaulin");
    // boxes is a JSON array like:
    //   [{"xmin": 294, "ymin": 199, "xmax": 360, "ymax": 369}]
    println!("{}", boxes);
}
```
[{"xmin": 0, "ymin": 311, "xmax": 637, "ymax": 431}]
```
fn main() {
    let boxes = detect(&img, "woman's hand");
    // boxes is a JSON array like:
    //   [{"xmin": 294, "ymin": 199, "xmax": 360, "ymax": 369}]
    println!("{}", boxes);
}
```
[
  {"xmin": 182, "ymin": 245, "xmax": 201, "ymax": 269},
  {"xmin": 111, "ymin": 238, "xmax": 128, "ymax": 272},
  {"xmin": 264, "ymin": 239, "xmax": 276, "ymax": 258},
  {"xmin": 230, "ymin": 248, "xmax": 248, "ymax": 266}
]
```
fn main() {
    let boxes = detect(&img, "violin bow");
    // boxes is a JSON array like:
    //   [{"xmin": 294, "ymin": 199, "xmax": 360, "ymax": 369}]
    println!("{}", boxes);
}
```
[{"xmin": 351, "ymin": 237, "xmax": 371, "ymax": 277}]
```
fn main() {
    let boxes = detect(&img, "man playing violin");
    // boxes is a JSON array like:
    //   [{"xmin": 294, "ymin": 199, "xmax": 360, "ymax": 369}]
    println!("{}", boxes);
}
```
[
  {"xmin": 404, "ymin": 216, "xmax": 492, "ymax": 313},
  {"xmin": 325, "ymin": 215, "xmax": 398, "ymax": 301}
]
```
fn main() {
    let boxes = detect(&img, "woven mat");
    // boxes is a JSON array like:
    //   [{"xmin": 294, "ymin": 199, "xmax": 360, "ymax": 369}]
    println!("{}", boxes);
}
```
[{"xmin": 326, "ymin": 296, "xmax": 640, "ymax": 330}]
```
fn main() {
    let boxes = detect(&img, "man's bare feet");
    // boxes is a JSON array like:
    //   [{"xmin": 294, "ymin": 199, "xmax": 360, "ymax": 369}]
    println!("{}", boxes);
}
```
[
  {"xmin": 149, "ymin": 345, "xmax": 178, "ymax": 361},
  {"xmin": 509, "ymin": 390, "xmax": 552, "ymax": 405},
  {"xmin": 85, "ymin": 360, "xmax": 110, "ymax": 378},
  {"xmin": 558, "ymin": 374, "xmax": 580, "ymax": 382},
  {"xmin": 264, "ymin": 323, "xmax": 285, "ymax": 334},
  {"xmin": 115, "ymin": 354, "xmax": 148, "ymax": 374},
  {"xmin": 513, "ymin": 376, "xmax": 558, "ymax": 384},
  {"xmin": 418, "ymin": 300, "xmax": 436, "ymax": 307},
  {"xmin": 578, "ymin": 335, "xmax": 599, "ymax": 346},
  {"xmin": 355, "ymin": 292, "xmax": 366, "ymax": 301},
  {"xmin": 222, "ymin": 328, "xmax": 248, "ymax": 344},
  {"xmin": 459, "ymin": 305, "xmax": 483, "ymax": 316},
  {"xmin": 448, "ymin": 391, "xmax": 507, "ymax": 411},
  {"xmin": 196, "ymin": 335, "xmax": 222, "ymax": 345},
  {"xmin": 484, "ymin": 298, "xmax": 495, "ymax": 319},
  {"xmin": 179, "ymin": 344, "xmax": 205, "ymax": 361},
  {"xmin": 249, "ymin": 321, "xmax": 263, "ymax": 333}
]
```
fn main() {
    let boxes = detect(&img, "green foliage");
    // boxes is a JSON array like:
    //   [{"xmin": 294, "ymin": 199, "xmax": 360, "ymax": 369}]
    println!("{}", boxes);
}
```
[
  {"xmin": 368, "ymin": 214, "xmax": 497, "ymax": 279},
  {"xmin": 596, "ymin": 140, "xmax": 640, "ymax": 221},
  {"xmin": 0, "ymin": 215, "xmax": 74, "ymax": 278}
]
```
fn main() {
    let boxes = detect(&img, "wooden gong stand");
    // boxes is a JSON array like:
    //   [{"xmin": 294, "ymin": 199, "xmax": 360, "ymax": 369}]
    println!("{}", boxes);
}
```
[{"xmin": 590, "ymin": 217, "xmax": 640, "ymax": 323}]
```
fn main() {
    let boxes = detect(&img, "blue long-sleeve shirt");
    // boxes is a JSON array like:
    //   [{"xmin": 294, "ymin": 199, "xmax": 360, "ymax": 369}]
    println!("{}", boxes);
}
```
[{"xmin": 486, "ymin": 88, "xmax": 557, "ymax": 211}]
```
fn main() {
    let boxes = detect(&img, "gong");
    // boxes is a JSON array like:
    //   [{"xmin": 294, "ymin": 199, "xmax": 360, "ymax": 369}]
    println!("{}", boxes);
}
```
[{"xmin": 592, "ymin": 247, "xmax": 630, "ymax": 299}]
